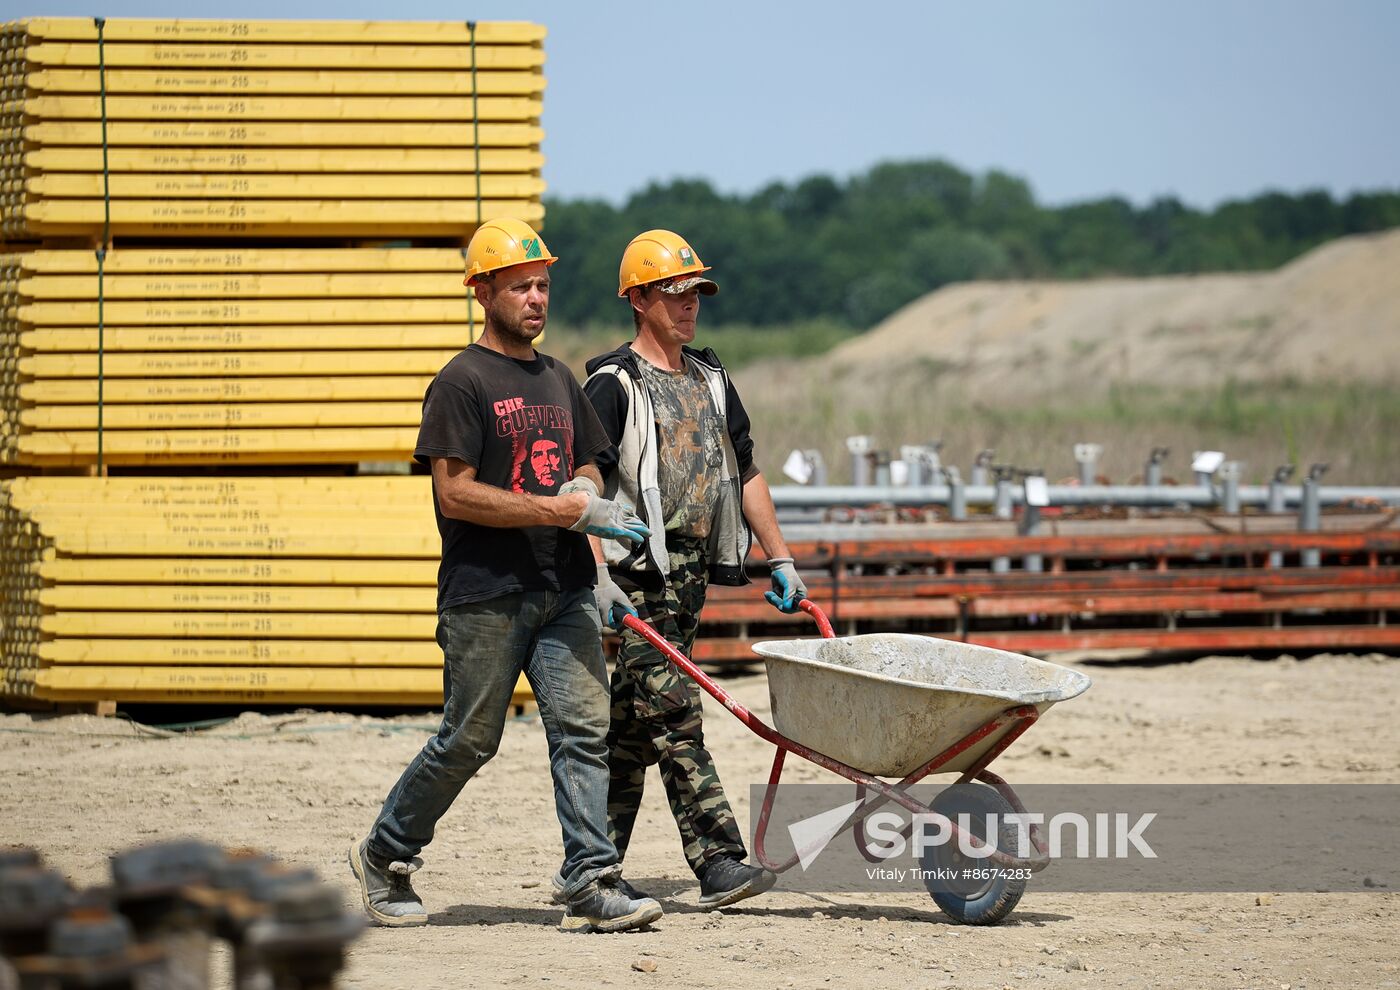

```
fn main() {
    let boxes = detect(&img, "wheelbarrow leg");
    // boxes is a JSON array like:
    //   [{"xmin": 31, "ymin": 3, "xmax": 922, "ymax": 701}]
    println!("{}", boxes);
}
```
[
  {"xmin": 752, "ymin": 749, "xmax": 795, "ymax": 873},
  {"xmin": 974, "ymin": 770, "xmax": 1049, "ymax": 858}
]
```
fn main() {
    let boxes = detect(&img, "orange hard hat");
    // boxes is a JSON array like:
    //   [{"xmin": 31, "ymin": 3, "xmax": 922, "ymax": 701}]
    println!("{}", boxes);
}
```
[
  {"xmin": 463, "ymin": 218, "xmax": 557, "ymax": 286},
  {"xmin": 617, "ymin": 229, "xmax": 717, "ymax": 297}
]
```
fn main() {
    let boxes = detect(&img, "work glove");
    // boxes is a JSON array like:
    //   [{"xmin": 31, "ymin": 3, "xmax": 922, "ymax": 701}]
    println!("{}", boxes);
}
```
[
  {"xmin": 594, "ymin": 563, "xmax": 638, "ymax": 630},
  {"xmin": 764, "ymin": 557, "xmax": 808, "ymax": 613},
  {"xmin": 560, "ymin": 477, "xmax": 650, "ymax": 546}
]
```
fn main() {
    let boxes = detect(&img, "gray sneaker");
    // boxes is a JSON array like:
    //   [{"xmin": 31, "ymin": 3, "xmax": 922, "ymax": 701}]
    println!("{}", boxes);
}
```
[
  {"xmin": 559, "ymin": 876, "xmax": 663, "ymax": 934},
  {"xmin": 551, "ymin": 870, "xmax": 653, "ymax": 902},
  {"xmin": 347, "ymin": 837, "xmax": 428, "ymax": 927},
  {"xmin": 697, "ymin": 856, "xmax": 777, "ymax": 909}
]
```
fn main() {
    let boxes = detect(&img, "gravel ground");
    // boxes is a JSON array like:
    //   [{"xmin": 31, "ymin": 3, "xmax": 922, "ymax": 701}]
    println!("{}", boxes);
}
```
[{"xmin": 3, "ymin": 651, "xmax": 1398, "ymax": 989}]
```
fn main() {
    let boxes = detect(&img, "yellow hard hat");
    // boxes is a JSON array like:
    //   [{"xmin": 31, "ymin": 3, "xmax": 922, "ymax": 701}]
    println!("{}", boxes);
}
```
[
  {"xmin": 617, "ymin": 229, "xmax": 718, "ymax": 297},
  {"xmin": 463, "ymin": 218, "xmax": 557, "ymax": 286}
]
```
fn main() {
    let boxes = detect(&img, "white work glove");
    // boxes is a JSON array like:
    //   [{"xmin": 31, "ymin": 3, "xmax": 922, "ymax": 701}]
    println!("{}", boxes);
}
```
[
  {"xmin": 764, "ymin": 557, "xmax": 808, "ymax": 613},
  {"xmin": 594, "ymin": 564, "xmax": 637, "ymax": 630},
  {"xmin": 559, "ymin": 477, "xmax": 650, "ymax": 546}
]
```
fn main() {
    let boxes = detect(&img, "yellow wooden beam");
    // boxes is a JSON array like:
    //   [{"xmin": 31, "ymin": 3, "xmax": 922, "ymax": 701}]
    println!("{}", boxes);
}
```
[
  {"xmin": 14, "ymin": 427, "xmax": 422, "ymax": 461},
  {"xmin": 15, "ymin": 147, "xmax": 546, "ymax": 173},
  {"xmin": 18, "ymin": 375, "xmax": 435, "ymax": 404},
  {"xmin": 8, "ymin": 94, "xmax": 543, "ymax": 121},
  {"xmin": 15, "ymin": 43, "xmax": 546, "ymax": 71},
  {"xmin": 4, "ymin": 199, "xmax": 545, "ymax": 237},
  {"xmin": 38, "ymin": 525, "xmax": 440, "ymax": 556},
  {"xmin": 3, "ymin": 478, "xmax": 431, "ymax": 512},
  {"xmin": 17, "ymin": 173, "xmax": 546, "ymax": 200},
  {"xmin": 12, "ymin": 300, "xmax": 482, "ymax": 326},
  {"xmin": 39, "ymin": 611, "xmax": 437, "ymax": 637},
  {"xmin": 18, "ymin": 326, "xmax": 480, "ymax": 351},
  {"xmin": 13, "ymin": 68, "xmax": 546, "ymax": 96},
  {"xmin": 14, "ymin": 18, "xmax": 546, "ymax": 45},
  {"xmin": 35, "ymin": 558, "xmax": 436, "ymax": 586},
  {"xmin": 19, "ymin": 401, "xmax": 424, "ymax": 429},
  {"xmin": 29, "ymin": 665, "xmax": 504, "ymax": 705},
  {"xmin": 18, "ymin": 350, "xmax": 460, "ymax": 375},
  {"xmin": 5, "ymin": 476, "xmax": 426, "ymax": 495},
  {"xmin": 13, "ymin": 272, "xmax": 475, "ymax": 300},
  {"xmin": 2, "ymin": 247, "xmax": 466, "ymax": 274},
  {"xmin": 39, "ymin": 585, "xmax": 435, "ymax": 612},
  {"xmin": 37, "ymin": 640, "xmax": 440, "ymax": 666},
  {"xmin": 21, "ymin": 504, "xmax": 427, "ymax": 526},
  {"xmin": 12, "ymin": 120, "xmax": 543, "ymax": 146}
]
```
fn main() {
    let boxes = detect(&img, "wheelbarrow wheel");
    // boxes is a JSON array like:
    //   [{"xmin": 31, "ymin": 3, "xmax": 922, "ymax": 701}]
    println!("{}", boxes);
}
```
[{"xmin": 920, "ymin": 782, "xmax": 1027, "ymax": 926}]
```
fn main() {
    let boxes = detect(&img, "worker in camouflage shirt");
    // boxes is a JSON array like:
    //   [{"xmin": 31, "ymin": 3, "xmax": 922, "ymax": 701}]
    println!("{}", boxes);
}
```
[{"xmin": 581, "ymin": 230, "xmax": 808, "ymax": 908}]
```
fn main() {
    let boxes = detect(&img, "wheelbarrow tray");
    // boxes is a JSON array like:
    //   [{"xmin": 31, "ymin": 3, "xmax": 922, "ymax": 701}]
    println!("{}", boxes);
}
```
[{"xmin": 751, "ymin": 633, "xmax": 1091, "ymax": 777}]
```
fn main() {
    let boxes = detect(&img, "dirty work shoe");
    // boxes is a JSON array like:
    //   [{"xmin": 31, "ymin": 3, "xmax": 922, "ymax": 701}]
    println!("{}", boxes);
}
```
[
  {"xmin": 551, "ymin": 870, "xmax": 654, "ymax": 902},
  {"xmin": 697, "ymin": 856, "xmax": 777, "ymax": 909},
  {"xmin": 347, "ymin": 836, "xmax": 428, "ymax": 927},
  {"xmin": 559, "ymin": 876, "xmax": 663, "ymax": 934}
]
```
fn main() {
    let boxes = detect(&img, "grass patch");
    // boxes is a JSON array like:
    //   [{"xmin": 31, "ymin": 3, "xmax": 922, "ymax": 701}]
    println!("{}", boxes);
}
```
[{"xmin": 737, "ymin": 377, "xmax": 1400, "ymax": 486}]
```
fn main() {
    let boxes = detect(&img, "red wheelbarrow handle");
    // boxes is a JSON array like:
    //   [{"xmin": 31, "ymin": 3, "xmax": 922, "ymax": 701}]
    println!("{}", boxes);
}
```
[{"xmin": 618, "ymin": 599, "xmax": 833, "ymax": 747}]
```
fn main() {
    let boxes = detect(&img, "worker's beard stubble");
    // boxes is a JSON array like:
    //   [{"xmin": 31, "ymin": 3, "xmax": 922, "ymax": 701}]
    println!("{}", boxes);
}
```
[{"xmin": 484, "ymin": 305, "xmax": 545, "ymax": 346}]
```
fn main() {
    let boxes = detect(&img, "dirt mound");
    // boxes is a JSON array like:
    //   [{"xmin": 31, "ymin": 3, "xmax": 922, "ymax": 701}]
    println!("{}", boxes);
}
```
[{"xmin": 822, "ymin": 228, "xmax": 1400, "ymax": 402}]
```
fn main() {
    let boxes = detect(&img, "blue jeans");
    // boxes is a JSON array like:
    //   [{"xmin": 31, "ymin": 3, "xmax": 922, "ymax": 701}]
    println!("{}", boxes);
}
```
[{"xmin": 367, "ymin": 587, "xmax": 618, "ymax": 899}]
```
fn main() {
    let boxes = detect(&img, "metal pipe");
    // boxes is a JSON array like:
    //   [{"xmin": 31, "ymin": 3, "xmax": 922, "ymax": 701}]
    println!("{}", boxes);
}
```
[
  {"xmin": 1220, "ymin": 461, "xmax": 1243, "ymax": 515},
  {"xmin": 926, "ymin": 441, "xmax": 946, "ymax": 486},
  {"xmin": 902, "ymin": 450, "xmax": 924, "ymax": 488},
  {"xmin": 1020, "ymin": 472, "xmax": 1047, "ymax": 572},
  {"xmin": 1019, "ymin": 505, "xmax": 1043, "ymax": 572},
  {"xmin": 970, "ymin": 449, "xmax": 994, "ymax": 487},
  {"xmin": 1267, "ymin": 466, "xmax": 1294, "ymax": 514},
  {"xmin": 845, "ymin": 435, "xmax": 873, "ymax": 487},
  {"xmin": 1300, "ymin": 464, "xmax": 1327, "ymax": 568},
  {"xmin": 872, "ymin": 451, "xmax": 892, "ymax": 488},
  {"xmin": 992, "ymin": 476, "xmax": 1014, "ymax": 520},
  {"xmin": 946, "ymin": 468, "xmax": 967, "ymax": 521},
  {"xmin": 1144, "ymin": 447, "xmax": 1169, "ymax": 487},
  {"xmin": 991, "ymin": 468, "xmax": 1014, "ymax": 572},
  {"xmin": 1074, "ymin": 443, "xmax": 1103, "ymax": 487},
  {"xmin": 1267, "ymin": 466, "xmax": 1294, "ymax": 568},
  {"xmin": 770, "ymin": 483, "xmax": 1400, "ymax": 509}
]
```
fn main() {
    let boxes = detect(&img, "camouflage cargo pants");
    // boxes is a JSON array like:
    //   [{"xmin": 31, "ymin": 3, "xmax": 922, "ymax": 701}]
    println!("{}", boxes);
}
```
[{"xmin": 607, "ymin": 537, "xmax": 748, "ymax": 878}]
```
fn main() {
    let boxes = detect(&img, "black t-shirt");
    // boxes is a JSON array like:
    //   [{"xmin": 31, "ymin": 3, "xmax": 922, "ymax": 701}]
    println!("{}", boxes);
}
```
[{"xmin": 414, "ymin": 343, "xmax": 611, "ymax": 610}]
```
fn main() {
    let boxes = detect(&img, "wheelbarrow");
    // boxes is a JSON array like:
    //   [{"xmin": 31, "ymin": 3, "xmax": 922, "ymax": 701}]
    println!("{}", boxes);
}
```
[{"xmin": 619, "ymin": 600, "xmax": 1091, "ymax": 925}]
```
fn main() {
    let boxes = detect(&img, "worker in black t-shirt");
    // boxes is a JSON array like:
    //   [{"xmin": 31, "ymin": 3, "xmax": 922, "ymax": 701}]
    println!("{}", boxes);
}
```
[{"xmin": 348, "ymin": 218, "xmax": 665, "ymax": 935}]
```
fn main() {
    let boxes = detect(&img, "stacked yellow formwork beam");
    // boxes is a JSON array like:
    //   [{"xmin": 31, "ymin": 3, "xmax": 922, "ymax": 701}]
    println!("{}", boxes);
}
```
[
  {"xmin": 0, "ymin": 18, "xmax": 546, "ymax": 238},
  {"xmin": 0, "ymin": 17, "xmax": 547, "ymax": 710},
  {"xmin": 0, "ymin": 247, "xmax": 498, "ymax": 465},
  {"xmin": 0, "ymin": 476, "xmax": 533, "ymax": 706}
]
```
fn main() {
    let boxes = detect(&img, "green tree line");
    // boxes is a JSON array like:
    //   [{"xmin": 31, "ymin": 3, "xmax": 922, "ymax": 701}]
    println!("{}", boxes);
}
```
[{"xmin": 539, "ymin": 160, "xmax": 1400, "ymax": 329}]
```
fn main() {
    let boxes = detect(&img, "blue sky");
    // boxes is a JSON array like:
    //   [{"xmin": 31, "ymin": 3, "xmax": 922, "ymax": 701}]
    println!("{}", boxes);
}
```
[{"xmin": 17, "ymin": 0, "xmax": 1399, "ymax": 208}]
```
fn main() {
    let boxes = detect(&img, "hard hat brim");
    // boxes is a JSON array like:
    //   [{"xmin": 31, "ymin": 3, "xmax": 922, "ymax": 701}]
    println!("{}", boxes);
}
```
[{"xmin": 654, "ymin": 276, "xmax": 718, "ymax": 296}]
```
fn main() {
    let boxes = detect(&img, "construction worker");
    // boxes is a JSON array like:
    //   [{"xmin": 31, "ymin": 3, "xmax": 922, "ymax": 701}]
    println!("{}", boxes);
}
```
[
  {"xmin": 580, "ymin": 229, "xmax": 808, "ymax": 908},
  {"xmin": 349, "ymin": 218, "xmax": 664, "ymax": 934}
]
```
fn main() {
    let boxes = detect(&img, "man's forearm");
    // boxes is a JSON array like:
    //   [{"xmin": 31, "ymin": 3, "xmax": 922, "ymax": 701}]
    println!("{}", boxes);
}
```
[
  {"xmin": 433, "ymin": 458, "xmax": 585, "ymax": 529},
  {"xmin": 742, "ymin": 472, "xmax": 791, "ymax": 560},
  {"xmin": 441, "ymin": 479, "xmax": 584, "ymax": 528}
]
